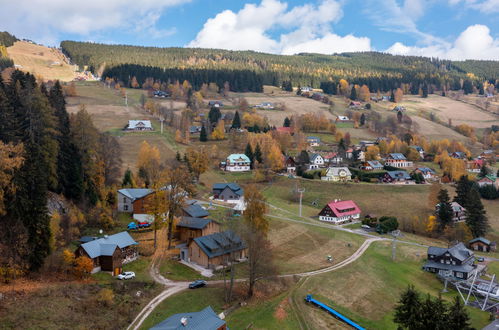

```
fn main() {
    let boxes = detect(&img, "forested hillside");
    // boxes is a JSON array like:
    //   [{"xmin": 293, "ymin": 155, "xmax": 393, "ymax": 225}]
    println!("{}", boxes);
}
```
[
  {"xmin": 61, "ymin": 41, "xmax": 499, "ymax": 92},
  {"xmin": 0, "ymin": 31, "xmax": 16, "ymax": 70},
  {"xmin": 0, "ymin": 71, "xmax": 121, "ymax": 277}
]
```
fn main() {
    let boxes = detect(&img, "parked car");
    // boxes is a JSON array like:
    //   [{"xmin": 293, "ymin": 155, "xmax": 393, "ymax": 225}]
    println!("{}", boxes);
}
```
[
  {"xmin": 138, "ymin": 222, "xmax": 151, "ymax": 228},
  {"xmin": 117, "ymin": 271, "xmax": 135, "ymax": 280},
  {"xmin": 127, "ymin": 222, "xmax": 138, "ymax": 230},
  {"xmin": 477, "ymin": 257, "xmax": 485, "ymax": 262},
  {"xmin": 189, "ymin": 280, "xmax": 207, "ymax": 289}
]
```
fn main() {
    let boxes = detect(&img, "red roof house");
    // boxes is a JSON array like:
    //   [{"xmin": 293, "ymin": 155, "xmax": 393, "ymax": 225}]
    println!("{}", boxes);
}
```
[
  {"xmin": 318, "ymin": 200, "xmax": 361, "ymax": 224},
  {"xmin": 276, "ymin": 127, "xmax": 294, "ymax": 134}
]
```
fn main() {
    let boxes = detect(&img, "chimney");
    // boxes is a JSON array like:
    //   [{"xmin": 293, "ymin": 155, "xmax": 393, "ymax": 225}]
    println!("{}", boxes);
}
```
[{"xmin": 180, "ymin": 317, "xmax": 188, "ymax": 326}]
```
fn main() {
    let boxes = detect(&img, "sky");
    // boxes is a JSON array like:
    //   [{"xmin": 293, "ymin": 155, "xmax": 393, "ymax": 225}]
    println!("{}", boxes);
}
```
[{"xmin": 0, "ymin": 0, "xmax": 498, "ymax": 60}]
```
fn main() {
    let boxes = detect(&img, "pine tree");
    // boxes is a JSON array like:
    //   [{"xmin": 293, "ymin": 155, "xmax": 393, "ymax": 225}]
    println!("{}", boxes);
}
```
[
  {"xmin": 283, "ymin": 117, "xmax": 291, "ymax": 127},
  {"xmin": 122, "ymin": 169, "xmax": 134, "ymax": 187},
  {"xmin": 420, "ymin": 294, "xmax": 447, "ymax": 329},
  {"xmin": 360, "ymin": 113, "xmax": 366, "ymax": 126},
  {"xmin": 447, "ymin": 296, "xmax": 473, "ymax": 330},
  {"xmin": 437, "ymin": 189, "xmax": 453, "ymax": 231},
  {"xmin": 463, "ymin": 80, "xmax": 473, "ymax": 95},
  {"xmin": 231, "ymin": 111, "xmax": 241, "ymax": 129},
  {"xmin": 465, "ymin": 188, "xmax": 489, "ymax": 237},
  {"xmin": 200, "ymin": 125, "xmax": 207, "ymax": 142},
  {"xmin": 394, "ymin": 285, "xmax": 422, "ymax": 329},
  {"xmin": 350, "ymin": 86, "xmax": 357, "ymax": 101},
  {"xmin": 397, "ymin": 110, "xmax": 403, "ymax": 123},
  {"xmin": 254, "ymin": 144, "xmax": 263, "ymax": 164},
  {"xmin": 454, "ymin": 175, "xmax": 474, "ymax": 208},
  {"xmin": 479, "ymin": 164, "xmax": 488, "ymax": 178},
  {"xmin": 208, "ymin": 106, "xmax": 221, "ymax": 125},
  {"xmin": 245, "ymin": 143, "xmax": 254, "ymax": 167},
  {"xmin": 390, "ymin": 90, "xmax": 395, "ymax": 102},
  {"xmin": 422, "ymin": 83, "xmax": 429, "ymax": 98}
]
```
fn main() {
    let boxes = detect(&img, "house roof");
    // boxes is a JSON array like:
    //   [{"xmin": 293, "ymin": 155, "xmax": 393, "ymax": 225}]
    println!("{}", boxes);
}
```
[
  {"xmin": 193, "ymin": 231, "xmax": 246, "ymax": 259},
  {"xmin": 366, "ymin": 160, "xmax": 383, "ymax": 168},
  {"xmin": 479, "ymin": 175, "xmax": 498, "ymax": 182},
  {"xmin": 386, "ymin": 171, "xmax": 411, "ymax": 180},
  {"xmin": 387, "ymin": 153, "xmax": 407, "ymax": 160},
  {"xmin": 452, "ymin": 151, "xmax": 466, "ymax": 158},
  {"xmin": 337, "ymin": 116, "xmax": 349, "ymax": 121},
  {"xmin": 310, "ymin": 153, "xmax": 323, "ymax": 162},
  {"xmin": 227, "ymin": 154, "xmax": 250, "ymax": 163},
  {"xmin": 469, "ymin": 237, "xmax": 492, "ymax": 245},
  {"xmin": 410, "ymin": 145, "xmax": 424, "ymax": 152},
  {"xmin": 183, "ymin": 204, "xmax": 209, "ymax": 218},
  {"xmin": 128, "ymin": 120, "xmax": 152, "ymax": 129},
  {"xmin": 80, "ymin": 232, "xmax": 137, "ymax": 259},
  {"xmin": 324, "ymin": 200, "xmax": 361, "ymax": 217},
  {"xmin": 177, "ymin": 217, "xmax": 217, "ymax": 230},
  {"xmin": 307, "ymin": 136, "xmax": 320, "ymax": 141},
  {"xmin": 427, "ymin": 242, "xmax": 473, "ymax": 262},
  {"xmin": 451, "ymin": 202, "xmax": 465, "ymax": 212},
  {"xmin": 423, "ymin": 260, "xmax": 475, "ymax": 273},
  {"xmin": 150, "ymin": 306, "xmax": 225, "ymax": 330},
  {"xmin": 212, "ymin": 183, "xmax": 243, "ymax": 196},
  {"xmin": 325, "ymin": 167, "xmax": 351, "ymax": 177},
  {"xmin": 118, "ymin": 188, "xmax": 153, "ymax": 201},
  {"xmin": 415, "ymin": 167, "xmax": 435, "ymax": 174}
]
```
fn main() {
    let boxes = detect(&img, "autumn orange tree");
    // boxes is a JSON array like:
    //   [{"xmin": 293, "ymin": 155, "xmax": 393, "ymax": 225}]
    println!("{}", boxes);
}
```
[
  {"xmin": 365, "ymin": 146, "xmax": 380, "ymax": 160},
  {"xmin": 74, "ymin": 256, "xmax": 93, "ymax": 279},
  {"xmin": 359, "ymin": 85, "xmax": 370, "ymax": 102},
  {"xmin": 136, "ymin": 141, "xmax": 161, "ymax": 186},
  {"xmin": 186, "ymin": 147, "xmax": 209, "ymax": 182}
]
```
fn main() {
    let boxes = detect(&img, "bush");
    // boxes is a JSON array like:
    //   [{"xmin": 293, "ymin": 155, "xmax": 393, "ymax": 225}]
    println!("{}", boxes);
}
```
[
  {"xmin": 376, "ymin": 216, "xmax": 399, "ymax": 234},
  {"xmin": 97, "ymin": 288, "xmax": 115, "ymax": 306},
  {"xmin": 479, "ymin": 185, "xmax": 499, "ymax": 200},
  {"xmin": 138, "ymin": 244, "xmax": 155, "ymax": 257}
]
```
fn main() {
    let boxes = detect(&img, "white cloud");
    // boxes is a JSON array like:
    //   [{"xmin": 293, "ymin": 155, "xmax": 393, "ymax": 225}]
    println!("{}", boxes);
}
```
[
  {"xmin": 188, "ymin": 0, "xmax": 371, "ymax": 55},
  {"xmin": 448, "ymin": 0, "xmax": 499, "ymax": 13},
  {"xmin": 0, "ymin": 0, "xmax": 188, "ymax": 45},
  {"xmin": 386, "ymin": 25, "xmax": 499, "ymax": 60}
]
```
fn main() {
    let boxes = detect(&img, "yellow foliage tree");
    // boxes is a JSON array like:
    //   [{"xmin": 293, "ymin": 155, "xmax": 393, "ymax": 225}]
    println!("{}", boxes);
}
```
[
  {"xmin": 186, "ymin": 147, "xmax": 209, "ymax": 181},
  {"xmin": 211, "ymin": 120, "xmax": 226, "ymax": 140},
  {"xmin": 175, "ymin": 129, "xmax": 183, "ymax": 143},
  {"xmin": 97, "ymin": 288, "xmax": 115, "ymax": 306},
  {"xmin": 365, "ymin": 146, "xmax": 380, "ymax": 160},
  {"xmin": 267, "ymin": 144, "xmax": 284, "ymax": 171},
  {"xmin": 359, "ymin": 85, "xmax": 370, "ymax": 102},
  {"xmin": 339, "ymin": 79, "xmax": 349, "ymax": 96},
  {"xmin": 74, "ymin": 256, "xmax": 93, "ymax": 279},
  {"xmin": 426, "ymin": 215, "xmax": 437, "ymax": 233},
  {"xmin": 335, "ymin": 131, "xmax": 344, "ymax": 142}
]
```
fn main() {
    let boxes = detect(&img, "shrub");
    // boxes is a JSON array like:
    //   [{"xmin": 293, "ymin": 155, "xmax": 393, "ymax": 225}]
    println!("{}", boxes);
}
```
[{"xmin": 97, "ymin": 288, "xmax": 115, "ymax": 306}]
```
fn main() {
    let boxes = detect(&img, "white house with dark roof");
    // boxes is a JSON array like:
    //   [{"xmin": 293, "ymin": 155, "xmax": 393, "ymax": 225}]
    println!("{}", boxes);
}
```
[
  {"xmin": 385, "ymin": 153, "xmax": 413, "ymax": 168},
  {"xmin": 117, "ymin": 188, "xmax": 153, "ymax": 212},
  {"xmin": 309, "ymin": 153, "xmax": 325, "ymax": 167},
  {"xmin": 126, "ymin": 120, "xmax": 153, "ymax": 131}
]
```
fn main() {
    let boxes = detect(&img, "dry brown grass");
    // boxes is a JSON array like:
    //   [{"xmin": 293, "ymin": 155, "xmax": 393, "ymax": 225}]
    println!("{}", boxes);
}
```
[
  {"xmin": 66, "ymin": 104, "xmax": 150, "ymax": 131},
  {"xmin": 7, "ymin": 41, "xmax": 76, "ymax": 81}
]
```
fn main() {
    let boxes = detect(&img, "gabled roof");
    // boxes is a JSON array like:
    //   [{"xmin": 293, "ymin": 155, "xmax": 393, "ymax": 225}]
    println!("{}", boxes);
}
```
[
  {"xmin": 80, "ymin": 232, "xmax": 137, "ymax": 259},
  {"xmin": 386, "ymin": 171, "xmax": 411, "ymax": 180},
  {"xmin": 212, "ymin": 183, "xmax": 243, "ymax": 196},
  {"xmin": 150, "ymin": 306, "xmax": 225, "ymax": 330},
  {"xmin": 306, "ymin": 136, "xmax": 320, "ymax": 141},
  {"xmin": 177, "ymin": 217, "xmax": 217, "ymax": 230},
  {"xmin": 325, "ymin": 167, "xmax": 351, "ymax": 177},
  {"xmin": 387, "ymin": 153, "xmax": 407, "ymax": 160},
  {"xmin": 469, "ymin": 237, "xmax": 492, "ymax": 245},
  {"xmin": 410, "ymin": 145, "xmax": 424, "ymax": 152},
  {"xmin": 227, "ymin": 154, "xmax": 250, "ymax": 163},
  {"xmin": 479, "ymin": 174, "xmax": 498, "ymax": 182},
  {"xmin": 415, "ymin": 167, "xmax": 435, "ymax": 174},
  {"xmin": 451, "ymin": 202, "xmax": 465, "ymax": 212},
  {"xmin": 128, "ymin": 120, "xmax": 152, "ymax": 129},
  {"xmin": 310, "ymin": 153, "xmax": 323, "ymax": 162},
  {"xmin": 193, "ymin": 231, "xmax": 246, "ymax": 259},
  {"xmin": 323, "ymin": 200, "xmax": 361, "ymax": 217},
  {"xmin": 118, "ymin": 188, "xmax": 153, "ymax": 201},
  {"xmin": 183, "ymin": 204, "xmax": 209, "ymax": 218},
  {"xmin": 427, "ymin": 242, "xmax": 473, "ymax": 262},
  {"xmin": 366, "ymin": 160, "xmax": 383, "ymax": 168},
  {"xmin": 337, "ymin": 115, "xmax": 350, "ymax": 121}
]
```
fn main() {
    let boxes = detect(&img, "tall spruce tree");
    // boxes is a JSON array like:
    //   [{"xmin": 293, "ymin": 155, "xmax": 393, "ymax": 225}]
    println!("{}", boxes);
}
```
[
  {"xmin": 254, "ymin": 143, "xmax": 263, "ymax": 164},
  {"xmin": 231, "ymin": 111, "xmax": 241, "ymax": 129},
  {"xmin": 454, "ymin": 175, "xmax": 474, "ymax": 208},
  {"xmin": 465, "ymin": 188, "xmax": 489, "ymax": 237},
  {"xmin": 394, "ymin": 285, "xmax": 422, "ymax": 329},
  {"xmin": 350, "ymin": 86, "xmax": 357, "ymax": 101},
  {"xmin": 360, "ymin": 113, "xmax": 366, "ymax": 126},
  {"xmin": 199, "ymin": 125, "xmax": 207, "ymax": 142},
  {"xmin": 208, "ymin": 106, "xmax": 221, "ymax": 125},
  {"xmin": 245, "ymin": 143, "xmax": 254, "ymax": 167},
  {"xmin": 422, "ymin": 83, "xmax": 429, "ymax": 98},
  {"xmin": 283, "ymin": 117, "xmax": 291, "ymax": 127},
  {"xmin": 447, "ymin": 297, "xmax": 473, "ymax": 330},
  {"xmin": 437, "ymin": 188, "xmax": 453, "ymax": 231}
]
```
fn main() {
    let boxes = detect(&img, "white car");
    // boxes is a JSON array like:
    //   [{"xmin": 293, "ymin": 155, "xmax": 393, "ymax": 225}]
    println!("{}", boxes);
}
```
[{"xmin": 117, "ymin": 271, "xmax": 135, "ymax": 280}]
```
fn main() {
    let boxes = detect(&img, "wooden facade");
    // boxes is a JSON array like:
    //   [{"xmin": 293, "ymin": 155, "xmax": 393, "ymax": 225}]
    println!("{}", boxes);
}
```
[
  {"xmin": 178, "ymin": 221, "xmax": 220, "ymax": 243},
  {"xmin": 188, "ymin": 240, "xmax": 247, "ymax": 269}
]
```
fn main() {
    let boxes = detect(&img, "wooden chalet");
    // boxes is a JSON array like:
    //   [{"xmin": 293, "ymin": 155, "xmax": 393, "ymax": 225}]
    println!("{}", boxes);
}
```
[
  {"xmin": 469, "ymin": 237, "xmax": 496, "ymax": 253},
  {"xmin": 423, "ymin": 243, "xmax": 476, "ymax": 280},
  {"xmin": 177, "ymin": 217, "xmax": 220, "ymax": 244},
  {"xmin": 188, "ymin": 231, "xmax": 247, "ymax": 269}
]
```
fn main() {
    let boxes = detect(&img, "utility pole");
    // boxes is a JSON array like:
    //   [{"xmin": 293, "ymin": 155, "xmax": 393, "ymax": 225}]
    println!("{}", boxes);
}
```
[
  {"xmin": 159, "ymin": 116, "xmax": 164, "ymax": 134},
  {"xmin": 125, "ymin": 91, "xmax": 128, "ymax": 107},
  {"xmin": 297, "ymin": 187, "xmax": 305, "ymax": 217}
]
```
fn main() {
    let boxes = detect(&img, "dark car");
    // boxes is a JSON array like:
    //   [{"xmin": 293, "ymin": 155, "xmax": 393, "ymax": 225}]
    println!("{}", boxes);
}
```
[
  {"xmin": 476, "ymin": 257, "xmax": 485, "ymax": 262},
  {"xmin": 189, "ymin": 280, "xmax": 207, "ymax": 289}
]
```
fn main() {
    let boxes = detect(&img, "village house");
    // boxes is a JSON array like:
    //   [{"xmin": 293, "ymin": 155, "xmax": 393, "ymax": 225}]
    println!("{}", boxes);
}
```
[
  {"xmin": 309, "ymin": 153, "xmax": 325, "ymax": 168},
  {"xmin": 117, "ymin": 188, "xmax": 153, "ymax": 213},
  {"xmin": 466, "ymin": 159, "xmax": 484, "ymax": 173},
  {"xmin": 346, "ymin": 148, "xmax": 354, "ymax": 159},
  {"xmin": 208, "ymin": 100, "xmax": 223, "ymax": 107},
  {"xmin": 221, "ymin": 154, "xmax": 251, "ymax": 172},
  {"xmin": 393, "ymin": 105, "xmax": 406, "ymax": 112},
  {"xmin": 477, "ymin": 174, "xmax": 499, "ymax": 189},
  {"xmin": 323, "ymin": 152, "xmax": 343, "ymax": 165},
  {"xmin": 125, "ymin": 120, "xmax": 153, "ymax": 131},
  {"xmin": 189, "ymin": 126, "xmax": 202, "ymax": 134},
  {"xmin": 177, "ymin": 217, "xmax": 220, "ymax": 245},
  {"xmin": 321, "ymin": 167, "xmax": 352, "ymax": 182},
  {"xmin": 381, "ymin": 171, "xmax": 414, "ymax": 184},
  {"xmin": 412, "ymin": 167, "xmax": 436, "ymax": 181},
  {"xmin": 469, "ymin": 237, "xmax": 496, "ymax": 253},
  {"xmin": 360, "ymin": 160, "xmax": 384, "ymax": 171},
  {"xmin": 212, "ymin": 183, "xmax": 244, "ymax": 203},
  {"xmin": 75, "ymin": 232, "xmax": 138, "ymax": 275},
  {"xmin": 301, "ymin": 86, "xmax": 313, "ymax": 92},
  {"xmin": 479, "ymin": 150, "xmax": 496, "ymax": 162},
  {"xmin": 150, "ymin": 306, "xmax": 227, "ymax": 330},
  {"xmin": 307, "ymin": 136, "xmax": 321, "ymax": 147},
  {"xmin": 255, "ymin": 102, "xmax": 274, "ymax": 109},
  {"xmin": 188, "ymin": 231, "xmax": 247, "ymax": 269},
  {"xmin": 318, "ymin": 199, "xmax": 361, "ymax": 224},
  {"xmin": 349, "ymin": 101, "xmax": 362, "ymax": 109},
  {"xmin": 385, "ymin": 153, "xmax": 413, "ymax": 168},
  {"xmin": 284, "ymin": 156, "xmax": 297, "ymax": 174},
  {"xmin": 450, "ymin": 151, "xmax": 467, "ymax": 159},
  {"xmin": 276, "ymin": 126, "xmax": 294, "ymax": 135},
  {"xmin": 423, "ymin": 243, "xmax": 476, "ymax": 280},
  {"xmin": 410, "ymin": 145, "xmax": 425, "ymax": 159},
  {"xmin": 436, "ymin": 202, "xmax": 466, "ymax": 222},
  {"xmin": 360, "ymin": 140, "xmax": 376, "ymax": 149},
  {"xmin": 336, "ymin": 115, "xmax": 350, "ymax": 122}
]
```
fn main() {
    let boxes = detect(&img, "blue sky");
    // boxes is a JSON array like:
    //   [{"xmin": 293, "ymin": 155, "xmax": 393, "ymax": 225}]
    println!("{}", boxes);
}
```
[{"xmin": 1, "ymin": 0, "xmax": 498, "ymax": 60}]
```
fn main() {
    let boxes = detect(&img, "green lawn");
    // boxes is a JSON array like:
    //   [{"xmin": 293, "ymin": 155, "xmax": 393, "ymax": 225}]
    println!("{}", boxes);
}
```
[
  {"xmin": 292, "ymin": 241, "xmax": 490, "ymax": 329},
  {"xmin": 160, "ymin": 259, "xmax": 208, "ymax": 281}
]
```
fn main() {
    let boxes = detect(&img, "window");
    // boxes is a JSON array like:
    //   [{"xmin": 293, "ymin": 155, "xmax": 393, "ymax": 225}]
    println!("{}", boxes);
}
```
[
  {"xmin": 440, "ymin": 259, "xmax": 444, "ymax": 264},
  {"xmin": 124, "ymin": 205, "xmax": 128, "ymax": 211},
  {"xmin": 123, "ymin": 197, "xmax": 127, "ymax": 203}
]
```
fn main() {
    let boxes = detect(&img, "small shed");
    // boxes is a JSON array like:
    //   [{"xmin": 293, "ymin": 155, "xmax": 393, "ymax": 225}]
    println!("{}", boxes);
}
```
[{"xmin": 469, "ymin": 237, "xmax": 496, "ymax": 252}]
